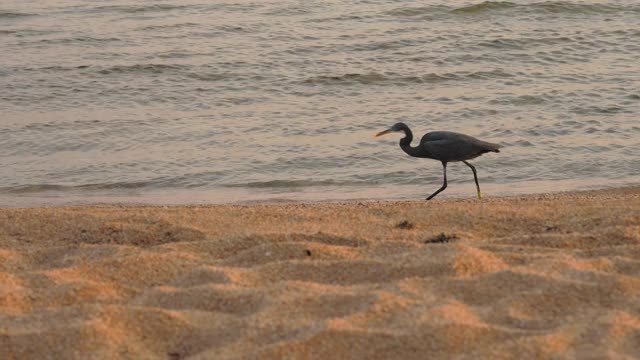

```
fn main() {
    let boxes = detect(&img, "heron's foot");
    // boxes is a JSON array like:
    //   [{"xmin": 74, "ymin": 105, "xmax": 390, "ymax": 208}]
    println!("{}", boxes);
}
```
[{"xmin": 477, "ymin": 191, "xmax": 483, "ymax": 200}]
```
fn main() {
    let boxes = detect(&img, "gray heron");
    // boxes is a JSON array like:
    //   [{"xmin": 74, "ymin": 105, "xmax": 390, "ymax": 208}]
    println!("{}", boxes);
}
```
[{"xmin": 375, "ymin": 122, "xmax": 501, "ymax": 200}]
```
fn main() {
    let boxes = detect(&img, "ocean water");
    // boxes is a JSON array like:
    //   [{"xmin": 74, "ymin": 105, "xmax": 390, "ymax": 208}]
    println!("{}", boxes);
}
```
[{"xmin": 1, "ymin": 0, "xmax": 639, "ymax": 206}]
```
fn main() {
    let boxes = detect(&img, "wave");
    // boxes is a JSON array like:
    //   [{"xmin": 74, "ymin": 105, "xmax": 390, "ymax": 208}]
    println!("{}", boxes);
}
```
[
  {"xmin": 71, "ymin": 64, "xmax": 230, "ymax": 80},
  {"xmin": 386, "ymin": 5, "xmax": 449, "ymax": 17},
  {"xmin": 89, "ymin": 4, "xmax": 189, "ymax": 14},
  {"xmin": 0, "ymin": 177, "xmax": 372, "ymax": 194},
  {"xmin": 303, "ymin": 70, "xmax": 514, "ymax": 85},
  {"xmin": 489, "ymin": 94, "xmax": 549, "ymax": 106},
  {"xmin": 28, "ymin": 36, "xmax": 122, "ymax": 45},
  {"xmin": 16, "ymin": 64, "xmax": 187, "ymax": 75},
  {"xmin": 95, "ymin": 64, "xmax": 188, "ymax": 75},
  {"xmin": 530, "ymin": 1, "xmax": 636, "ymax": 14},
  {"xmin": 137, "ymin": 22, "xmax": 199, "ymax": 31},
  {"xmin": 452, "ymin": 1, "xmax": 517, "ymax": 13},
  {"xmin": 16, "ymin": 64, "xmax": 230, "ymax": 81},
  {"xmin": 223, "ymin": 179, "xmax": 365, "ymax": 189},
  {"xmin": 478, "ymin": 36, "xmax": 573, "ymax": 50},
  {"xmin": 304, "ymin": 73, "xmax": 388, "ymax": 85},
  {"xmin": 0, "ymin": 11, "xmax": 37, "ymax": 18},
  {"xmin": 223, "ymin": 171, "xmax": 445, "ymax": 189},
  {"xmin": 571, "ymin": 106, "xmax": 632, "ymax": 115},
  {"xmin": 387, "ymin": 1, "xmax": 638, "ymax": 18},
  {"xmin": 304, "ymin": 14, "xmax": 375, "ymax": 23},
  {"xmin": 0, "ymin": 182, "xmax": 152, "ymax": 194},
  {"xmin": 451, "ymin": 1, "xmax": 638, "ymax": 15},
  {"xmin": 23, "ymin": 65, "xmax": 91, "ymax": 72}
]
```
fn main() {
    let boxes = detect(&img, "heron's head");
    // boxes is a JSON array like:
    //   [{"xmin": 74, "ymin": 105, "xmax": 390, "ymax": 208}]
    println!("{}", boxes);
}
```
[{"xmin": 374, "ymin": 122, "xmax": 408, "ymax": 138}]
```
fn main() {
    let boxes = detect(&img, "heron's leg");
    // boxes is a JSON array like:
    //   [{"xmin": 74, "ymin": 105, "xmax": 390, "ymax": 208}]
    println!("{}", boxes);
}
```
[
  {"xmin": 426, "ymin": 162, "xmax": 447, "ymax": 200},
  {"xmin": 462, "ymin": 160, "xmax": 482, "ymax": 200}
]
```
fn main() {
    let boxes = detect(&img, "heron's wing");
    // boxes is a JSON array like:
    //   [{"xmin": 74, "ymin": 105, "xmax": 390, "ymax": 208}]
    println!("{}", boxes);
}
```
[
  {"xmin": 420, "ymin": 131, "xmax": 501, "ymax": 161},
  {"xmin": 420, "ymin": 131, "xmax": 455, "ymax": 143},
  {"xmin": 421, "ymin": 138, "xmax": 474, "ymax": 161}
]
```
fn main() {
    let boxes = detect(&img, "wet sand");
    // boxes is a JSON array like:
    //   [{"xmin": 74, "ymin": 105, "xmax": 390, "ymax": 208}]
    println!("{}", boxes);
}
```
[{"xmin": 1, "ymin": 187, "xmax": 640, "ymax": 359}]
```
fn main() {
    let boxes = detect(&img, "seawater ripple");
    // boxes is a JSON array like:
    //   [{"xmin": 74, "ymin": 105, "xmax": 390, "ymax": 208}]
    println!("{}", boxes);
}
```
[
  {"xmin": 451, "ymin": 1, "xmax": 640, "ymax": 14},
  {"xmin": 0, "ymin": 0, "xmax": 639, "ymax": 204},
  {"xmin": 303, "ymin": 70, "xmax": 515, "ymax": 85}
]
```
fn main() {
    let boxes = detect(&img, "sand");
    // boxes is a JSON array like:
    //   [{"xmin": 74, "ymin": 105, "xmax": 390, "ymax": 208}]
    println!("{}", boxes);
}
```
[{"xmin": 1, "ymin": 187, "xmax": 640, "ymax": 359}]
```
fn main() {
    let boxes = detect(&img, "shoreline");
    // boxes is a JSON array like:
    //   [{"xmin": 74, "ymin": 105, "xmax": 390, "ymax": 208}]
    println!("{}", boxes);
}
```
[
  {"xmin": 2, "ymin": 186, "xmax": 640, "ymax": 358},
  {"xmin": 2, "ymin": 181, "xmax": 639, "ymax": 209}
]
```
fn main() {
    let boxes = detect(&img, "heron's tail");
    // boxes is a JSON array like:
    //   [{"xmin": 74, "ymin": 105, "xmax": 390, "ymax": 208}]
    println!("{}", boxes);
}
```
[{"xmin": 480, "ymin": 141, "xmax": 502, "ymax": 153}]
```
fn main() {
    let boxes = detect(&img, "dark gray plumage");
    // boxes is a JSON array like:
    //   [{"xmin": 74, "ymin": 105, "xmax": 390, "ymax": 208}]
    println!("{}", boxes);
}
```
[{"xmin": 375, "ymin": 122, "xmax": 501, "ymax": 200}]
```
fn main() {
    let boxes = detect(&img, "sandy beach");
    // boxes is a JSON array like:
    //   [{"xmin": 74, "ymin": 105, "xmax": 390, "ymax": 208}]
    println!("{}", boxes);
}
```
[{"xmin": 1, "ymin": 187, "xmax": 640, "ymax": 359}]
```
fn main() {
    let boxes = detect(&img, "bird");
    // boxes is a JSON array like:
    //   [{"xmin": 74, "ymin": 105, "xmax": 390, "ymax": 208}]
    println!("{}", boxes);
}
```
[{"xmin": 374, "ymin": 122, "xmax": 501, "ymax": 200}]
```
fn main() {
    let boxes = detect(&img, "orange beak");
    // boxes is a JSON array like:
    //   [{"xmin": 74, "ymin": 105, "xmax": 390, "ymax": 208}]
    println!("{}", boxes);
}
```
[{"xmin": 374, "ymin": 129, "xmax": 393, "ymax": 138}]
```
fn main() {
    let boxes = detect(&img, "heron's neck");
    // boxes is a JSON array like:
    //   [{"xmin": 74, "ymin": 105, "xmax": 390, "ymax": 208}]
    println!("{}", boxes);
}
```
[{"xmin": 399, "ymin": 129, "xmax": 421, "ymax": 157}]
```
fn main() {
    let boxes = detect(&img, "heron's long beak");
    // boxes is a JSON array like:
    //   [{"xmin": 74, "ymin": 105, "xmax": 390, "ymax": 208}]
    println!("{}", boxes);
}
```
[{"xmin": 374, "ymin": 129, "xmax": 393, "ymax": 138}]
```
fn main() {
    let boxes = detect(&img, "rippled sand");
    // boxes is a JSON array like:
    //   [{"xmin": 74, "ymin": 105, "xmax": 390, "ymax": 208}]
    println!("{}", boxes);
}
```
[{"xmin": 1, "ymin": 187, "xmax": 640, "ymax": 359}]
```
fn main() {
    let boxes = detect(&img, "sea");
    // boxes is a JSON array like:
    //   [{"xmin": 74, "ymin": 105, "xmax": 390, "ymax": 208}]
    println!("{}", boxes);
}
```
[{"xmin": 1, "ymin": 0, "xmax": 639, "ymax": 206}]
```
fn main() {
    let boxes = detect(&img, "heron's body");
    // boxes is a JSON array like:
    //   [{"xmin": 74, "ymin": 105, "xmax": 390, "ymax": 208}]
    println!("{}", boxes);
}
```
[{"xmin": 375, "ymin": 123, "xmax": 501, "ymax": 200}]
